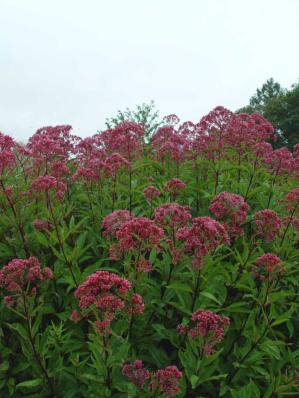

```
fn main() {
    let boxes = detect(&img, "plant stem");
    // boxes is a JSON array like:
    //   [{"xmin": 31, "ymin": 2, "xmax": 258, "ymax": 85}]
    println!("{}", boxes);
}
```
[
  {"xmin": 280, "ymin": 203, "xmax": 298, "ymax": 247},
  {"xmin": 0, "ymin": 179, "xmax": 29, "ymax": 256},
  {"xmin": 47, "ymin": 191, "xmax": 78, "ymax": 287},
  {"xmin": 191, "ymin": 268, "xmax": 201, "ymax": 313},
  {"xmin": 266, "ymin": 167, "xmax": 279, "ymax": 209},
  {"xmin": 22, "ymin": 293, "xmax": 55, "ymax": 396}
]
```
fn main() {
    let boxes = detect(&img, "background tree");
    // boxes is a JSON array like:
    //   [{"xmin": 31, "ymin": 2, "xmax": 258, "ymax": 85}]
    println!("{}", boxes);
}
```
[
  {"xmin": 238, "ymin": 78, "xmax": 299, "ymax": 149},
  {"xmin": 105, "ymin": 101, "xmax": 162, "ymax": 142}
]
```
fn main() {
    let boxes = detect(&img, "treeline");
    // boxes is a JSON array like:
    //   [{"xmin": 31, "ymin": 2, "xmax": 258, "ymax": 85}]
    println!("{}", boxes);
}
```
[{"xmin": 238, "ymin": 78, "xmax": 299, "ymax": 149}]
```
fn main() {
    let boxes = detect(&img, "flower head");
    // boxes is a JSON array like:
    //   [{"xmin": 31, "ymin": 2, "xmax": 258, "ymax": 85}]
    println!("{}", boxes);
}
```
[
  {"xmin": 253, "ymin": 209, "xmax": 281, "ymax": 242},
  {"xmin": 176, "ymin": 217, "xmax": 229, "ymax": 268},
  {"xmin": 0, "ymin": 132, "xmax": 16, "ymax": 173},
  {"xmin": 178, "ymin": 310, "xmax": 229, "ymax": 355},
  {"xmin": 104, "ymin": 152, "xmax": 130, "ymax": 177},
  {"xmin": 102, "ymin": 210, "xmax": 132, "ymax": 239},
  {"xmin": 74, "ymin": 271, "xmax": 144, "ymax": 334},
  {"xmin": 285, "ymin": 188, "xmax": 299, "ymax": 210},
  {"xmin": 154, "ymin": 203, "xmax": 191, "ymax": 230},
  {"xmin": 144, "ymin": 186, "xmax": 161, "ymax": 201},
  {"xmin": 209, "ymin": 192, "xmax": 249, "ymax": 237},
  {"xmin": 164, "ymin": 178, "xmax": 186, "ymax": 198},
  {"xmin": 122, "ymin": 360, "xmax": 150, "ymax": 388},
  {"xmin": 252, "ymin": 253, "xmax": 284, "ymax": 281},
  {"xmin": 116, "ymin": 216, "xmax": 164, "ymax": 253},
  {"xmin": 0, "ymin": 257, "xmax": 53, "ymax": 306},
  {"xmin": 151, "ymin": 366, "xmax": 183, "ymax": 398}
]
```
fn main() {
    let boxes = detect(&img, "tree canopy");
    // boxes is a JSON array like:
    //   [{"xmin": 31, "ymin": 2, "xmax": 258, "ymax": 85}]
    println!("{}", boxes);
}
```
[{"xmin": 238, "ymin": 78, "xmax": 299, "ymax": 149}]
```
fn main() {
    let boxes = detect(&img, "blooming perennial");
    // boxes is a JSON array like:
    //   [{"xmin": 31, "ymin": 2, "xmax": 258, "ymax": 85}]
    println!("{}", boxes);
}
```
[
  {"xmin": 74, "ymin": 271, "xmax": 144, "ymax": 334},
  {"xmin": 122, "ymin": 361, "xmax": 182, "ymax": 398},
  {"xmin": 176, "ymin": 216, "xmax": 230, "ymax": 268},
  {"xmin": 209, "ymin": 192, "xmax": 250, "ymax": 237},
  {"xmin": 122, "ymin": 360, "xmax": 150, "ymax": 388},
  {"xmin": 143, "ymin": 186, "xmax": 161, "ymax": 201},
  {"xmin": 151, "ymin": 366, "xmax": 183, "ymax": 398},
  {"xmin": 102, "ymin": 210, "xmax": 132, "ymax": 239},
  {"xmin": 253, "ymin": 209, "xmax": 282, "ymax": 242},
  {"xmin": 178, "ymin": 309, "xmax": 230, "ymax": 355},
  {"xmin": 154, "ymin": 203, "xmax": 191, "ymax": 230},
  {"xmin": 0, "ymin": 257, "xmax": 53, "ymax": 306},
  {"xmin": 0, "ymin": 131, "xmax": 16, "ymax": 174},
  {"xmin": 111, "ymin": 216, "xmax": 164, "ymax": 270},
  {"xmin": 164, "ymin": 178, "xmax": 186, "ymax": 198},
  {"xmin": 252, "ymin": 253, "xmax": 284, "ymax": 281}
]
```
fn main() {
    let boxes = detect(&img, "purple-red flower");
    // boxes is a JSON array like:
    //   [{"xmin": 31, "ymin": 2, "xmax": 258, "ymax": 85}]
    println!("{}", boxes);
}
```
[
  {"xmin": 253, "ymin": 209, "xmax": 282, "ymax": 242},
  {"xmin": 115, "ymin": 216, "xmax": 164, "ymax": 253},
  {"xmin": 151, "ymin": 366, "xmax": 183, "ymax": 398},
  {"xmin": 285, "ymin": 188, "xmax": 299, "ymax": 210},
  {"xmin": 104, "ymin": 152, "xmax": 130, "ymax": 177},
  {"xmin": 209, "ymin": 192, "xmax": 250, "ymax": 237},
  {"xmin": 122, "ymin": 360, "xmax": 150, "ymax": 388},
  {"xmin": 143, "ymin": 186, "xmax": 161, "ymax": 201},
  {"xmin": 154, "ymin": 203, "xmax": 191, "ymax": 230},
  {"xmin": 252, "ymin": 253, "xmax": 284, "ymax": 281},
  {"xmin": 0, "ymin": 132, "xmax": 16, "ymax": 174},
  {"xmin": 164, "ymin": 178, "xmax": 186, "ymax": 197},
  {"xmin": 178, "ymin": 309, "xmax": 230, "ymax": 355},
  {"xmin": 176, "ymin": 217, "xmax": 230, "ymax": 268},
  {"xmin": 0, "ymin": 257, "xmax": 53, "ymax": 306},
  {"xmin": 102, "ymin": 210, "xmax": 132, "ymax": 239},
  {"xmin": 74, "ymin": 271, "xmax": 144, "ymax": 334}
]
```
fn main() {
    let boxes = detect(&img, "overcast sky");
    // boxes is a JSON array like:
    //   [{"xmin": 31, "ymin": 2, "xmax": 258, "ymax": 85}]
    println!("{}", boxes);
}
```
[{"xmin": 1, "ymin": 0, "xmax": 298, "ymax": 142}]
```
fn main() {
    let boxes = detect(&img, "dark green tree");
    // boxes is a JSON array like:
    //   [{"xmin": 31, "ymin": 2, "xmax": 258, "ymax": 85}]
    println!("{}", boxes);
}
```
[{"xmin": 238, "ymin": 78, "xmax": 299, "ymax": 149}]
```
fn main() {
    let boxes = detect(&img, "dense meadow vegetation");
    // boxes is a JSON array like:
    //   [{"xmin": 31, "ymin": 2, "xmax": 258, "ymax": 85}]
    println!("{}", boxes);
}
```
[{"xmin": 1, "ymin": 106, "xmax": 299, "ymax": 397}]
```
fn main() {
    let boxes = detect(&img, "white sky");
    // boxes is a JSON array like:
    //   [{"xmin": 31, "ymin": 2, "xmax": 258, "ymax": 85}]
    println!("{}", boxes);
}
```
[{"xmin": 1, "ymin": 0, "xmax": 299, "ymax": 142}]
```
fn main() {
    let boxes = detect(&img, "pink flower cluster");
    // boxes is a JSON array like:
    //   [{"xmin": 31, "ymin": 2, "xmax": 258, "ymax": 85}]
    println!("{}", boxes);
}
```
[
  {"xmin": 0, "ymin": 131, "xmax": 16, "ymax": 174},
  {"xmin": 104, "ymin": 152, "xmax": 130, "ymax": 177},
  {"xmin": 31, "ymin": 175, "xmax": 57, "ymax": 191},
  {"xmin": 152, "ymin": 366, "xmax": 183, "ymax": 398},
  {"xmin": 101, "ymin": 121, "xmax": 144, "ymax": 160},
  {"xmin": 32, "ymin": 219, "xmax": 52, "ymax": 231},
  {"xmin": 102, "ymin": 210, "xmax": 132, "ymax": 239},
  {"xmin": 209, "ymin": 192, "xmax": 250, "ymax": 237},
  {"xmin": 164, "ymin": 178, "xmax": 186, "ymax": 198},
  {"xmin": 265, "ymin": 147, "xmax": 293, "ymax": 175},
  {"xmin": 252, "ymin": 253, "xmax": 284, "ymax": 281},
  {"xmin": 253, "ymin": 209, "xmax": 282, "ymax": 242},
  {"xmin": 27, "ymin": 125, "xmax": 78, "ymax": 164},
  {"xmin": 151, "ymin": 121, "xmax": 190, "ymax": 164},
  {"xmin": 178, "ymin": 309, "xmax": 230, "ymax": 355},
  {"xmin": 197, "ymin": 106, "xmax": 234, "ymax": 159},
  {"xmin": 115, "ymin": 216, "xmax": 164, "ymax": 254},
  {"xmin": 154, "ymin": 203, "xmax": 191, "ymax": 230},
  {"xmin": 50, "ymin": 160, "xmax": 70, "ymax": 178},
  {"xmin": 30, "ymin": 175, "xmax": 67, "ymax": 200},
  {"xmin": 285, "ymin": 188, "xmax": 299, "ymax": 210},
  {"xmin": 122, "ymin": 360, "xmax": 150, "ymax": 388},
  {"xmin": 122, "ymin": 360, "xmax": 182, "ymax": 398},
  {"xmin": 0, "ymin": 257, "xmax": 53, "ymax": 305},
  {"xmin": 104, "ymin": 216, "xmax": 164, "ymax": 271},
  {"xmin": 143, "ymin": 186, "xmax": 161, "ymax": 201},
  {"xmin": 74, "ymin": 271, "xmax": 144, "ymax": 334},
  {"xmin": 176, "ymin": 216, "xmax": 230, "ymax": 268}
]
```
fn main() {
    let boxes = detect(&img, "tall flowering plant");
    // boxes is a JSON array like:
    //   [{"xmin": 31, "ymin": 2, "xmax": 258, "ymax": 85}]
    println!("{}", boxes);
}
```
[{"xmin": 1, "ymin": 107, "xmax": 299, "ymax": 397}]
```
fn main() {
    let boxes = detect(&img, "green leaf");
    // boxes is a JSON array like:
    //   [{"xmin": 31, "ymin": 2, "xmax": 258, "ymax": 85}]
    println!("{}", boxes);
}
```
[
  {"xmin": 8, "ymin": 323, "xmax": 28, "ymax": 340},
  {"xmin": 200, "ymin": 291, "xmax": 222, "ymax": 305},
  {"xmin": 16, "ymin": 379, "xmax": 42, "ymax": 389},
  {"xmin": 190, "ymin": 375, "xmax": 199, "ymax": 388},
  {"xmin": 166, "ymin": 282, "xmax": 193, "ymax": 293},
  {"xmin": 271, "ymin": 309, "xmax": 294, "ymax": 327}
]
